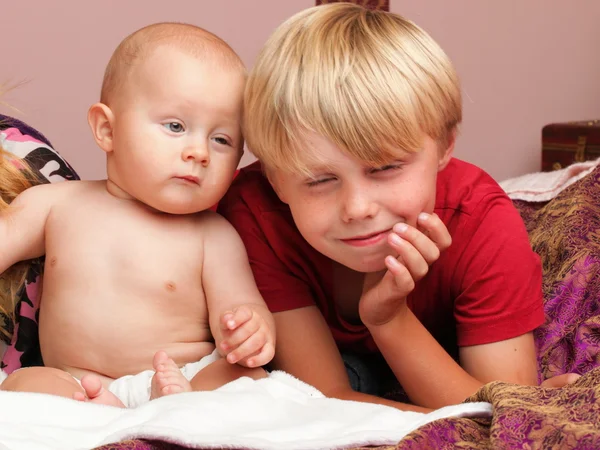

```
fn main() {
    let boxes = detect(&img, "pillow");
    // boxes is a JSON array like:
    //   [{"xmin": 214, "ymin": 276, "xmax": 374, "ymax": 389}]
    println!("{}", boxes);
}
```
[{"xmin": 0, "ymin": 114, "xmax": 79, "ymax": 373}]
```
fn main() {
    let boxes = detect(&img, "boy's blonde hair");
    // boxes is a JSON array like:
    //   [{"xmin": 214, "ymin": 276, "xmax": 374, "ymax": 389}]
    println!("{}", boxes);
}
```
[{"xmin": 244, "ymin": 2, "xmax": 462, "ymax": 174}]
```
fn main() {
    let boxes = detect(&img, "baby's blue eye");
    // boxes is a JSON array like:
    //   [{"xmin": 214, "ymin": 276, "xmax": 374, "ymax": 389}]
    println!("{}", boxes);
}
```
[
  {"xmin": 214, "ymin": 137, "xmax": 230, "ymax": 146},
  {"xmin": 164, "ymin": 122, "xmax": 184, "ymax": 133}
]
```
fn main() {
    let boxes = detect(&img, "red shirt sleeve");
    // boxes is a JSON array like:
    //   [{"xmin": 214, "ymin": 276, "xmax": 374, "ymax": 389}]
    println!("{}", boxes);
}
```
[
  {"xmin": 452, "ymin": 192, "xmax": 545, "ymax": 347},
  {"xmin": 217, "ymin": 170, "xmax": 318, "ymax": 313}
]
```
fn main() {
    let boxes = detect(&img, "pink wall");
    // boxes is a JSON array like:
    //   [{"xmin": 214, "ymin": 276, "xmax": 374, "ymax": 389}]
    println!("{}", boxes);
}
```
[
  {"xmin": 392, "ymin": 1, "xmax": 600, "ymax": 181},
  {"xmin": 2, "ymin": 1, "xmax": 600, "ymax": 181},
  {"xmin": 1, "ymin": 0, "xmax": 312, "ymax": 180}
]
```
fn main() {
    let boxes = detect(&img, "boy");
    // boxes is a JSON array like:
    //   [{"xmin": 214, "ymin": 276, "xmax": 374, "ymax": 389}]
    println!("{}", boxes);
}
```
[
  {"xmin": 218, "ymin": 3, "xmax": 544, "ymax": 411},
  {"xmin": 0, "ymin": 22, "xmax": 275, "ymax": 408}
]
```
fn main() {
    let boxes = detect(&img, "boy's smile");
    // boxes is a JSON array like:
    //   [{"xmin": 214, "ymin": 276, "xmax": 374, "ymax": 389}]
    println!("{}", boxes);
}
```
[{"xmin": 340, "ymin": 228, "xmax": 392, "ymax": 247}]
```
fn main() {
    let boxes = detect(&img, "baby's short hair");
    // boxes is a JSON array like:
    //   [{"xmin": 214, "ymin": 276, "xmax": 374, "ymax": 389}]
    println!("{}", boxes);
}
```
[
  {"xmin": 100, "ymin": 22, "xmax": 246, "ymax": 105},
  {"xmin": 245, "ymin": 3, "xmax": 462, "ymax": 174}
]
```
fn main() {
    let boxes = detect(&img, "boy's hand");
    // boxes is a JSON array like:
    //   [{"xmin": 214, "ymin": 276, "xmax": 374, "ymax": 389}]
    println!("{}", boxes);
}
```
[
  {"xmin": 218, "ymin": 304, "xmax": 275, "ymax": 368},
  {"xmin": 359, "ymin": 213, "xmax": 451, "ymax": 327}
]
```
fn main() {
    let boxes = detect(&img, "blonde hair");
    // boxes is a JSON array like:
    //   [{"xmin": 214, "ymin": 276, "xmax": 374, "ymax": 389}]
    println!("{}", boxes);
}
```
[
  {"xmin": 244, "ymin": 2, "xmax": 462, "ymax": 174},
  {"xmin": 0, "ymin": 146, "xmax": 39, "ymax": 340},
  {"xmin": 101, "ymin": 22, "xmax": 246, "ymax": 105}
]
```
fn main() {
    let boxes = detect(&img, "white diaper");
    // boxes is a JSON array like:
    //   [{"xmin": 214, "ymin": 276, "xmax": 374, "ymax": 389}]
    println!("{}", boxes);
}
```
[{"xmin": 106, "ymin": 349, "xmax": 220, "ymax": 408}]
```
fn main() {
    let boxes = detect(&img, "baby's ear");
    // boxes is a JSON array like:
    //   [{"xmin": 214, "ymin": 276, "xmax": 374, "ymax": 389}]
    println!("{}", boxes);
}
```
[{"xmin": 88, "ymin": 103, "xmax": 115, "ymax": 153}]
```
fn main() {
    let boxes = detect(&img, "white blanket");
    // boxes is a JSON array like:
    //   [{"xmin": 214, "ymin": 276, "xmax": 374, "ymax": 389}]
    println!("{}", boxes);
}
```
[
  {"xmin": 499, "ymin": 157, "xmax": 600, "ymax": 202},
  {"xmin": 0, "ymin": 371, "xmax": 492, "ymax": 450}
]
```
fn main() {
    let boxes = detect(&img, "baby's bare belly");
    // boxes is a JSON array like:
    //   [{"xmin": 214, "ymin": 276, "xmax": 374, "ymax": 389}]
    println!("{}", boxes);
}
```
[{"xmin": 39, "ymin": 291, "xmax": 214, "ymax": 381}]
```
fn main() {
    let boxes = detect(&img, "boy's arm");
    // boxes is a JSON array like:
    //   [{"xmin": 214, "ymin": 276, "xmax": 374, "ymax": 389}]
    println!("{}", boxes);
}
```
[
  {"xmin": 201, "ymin": 213, "xmax": 275, "ymax": 363},
  {"xmin": 367, "ymin": 306, "xmax": 483, "ymax": 408},
  {"xmin": 459, "ymin": 332, "xmax": 537, "ymax": 385},
  {"xmin": 0, "ymin": 184, "xmax": 55, "ymax": 274},
  {"xmin": 359, "ymin": 206, "xmax": 539, "ymax": 409},
  {"xmin": 272, "ymin": 305, "xmax": 430, "ymax": 413},
  {"xmin": 451, "ymin": 194, "xmax": 544, "ymax": 387}
]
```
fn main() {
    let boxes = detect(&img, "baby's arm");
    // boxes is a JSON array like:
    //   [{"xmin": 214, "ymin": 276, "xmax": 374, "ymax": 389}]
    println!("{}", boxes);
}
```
[
  {"xmin": 201, "ymin": 213, "xmax": 275, "ymax": 368},
  {"xmin": 0, "ymin": 183, "xmax": 58, "ymax": 274}
]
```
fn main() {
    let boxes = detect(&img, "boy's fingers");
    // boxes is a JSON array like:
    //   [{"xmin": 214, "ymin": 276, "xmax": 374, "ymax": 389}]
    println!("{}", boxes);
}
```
[
  {"xmin": 540, "ymin": 373, "xmax": 581, "ymax": 388},
  {"xmin": 385, "ymin": 256, "xmax": 415, "ymax": 295},
  {"xmin": 416, "ymin": 213, "xmax": 452, "ymax": 251},
  {"xmin": 387, "ymin": 232, "xmax": 429, "ymax": 281},
  {"xmin": 392, "ymin": 223, "xmax": 440, "ymax": 266}
]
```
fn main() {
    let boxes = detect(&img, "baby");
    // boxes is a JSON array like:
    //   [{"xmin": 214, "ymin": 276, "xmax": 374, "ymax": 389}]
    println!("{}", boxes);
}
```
[{"xmin": 0, "ymin": 22, "xmax": 275, "ymax": 408}]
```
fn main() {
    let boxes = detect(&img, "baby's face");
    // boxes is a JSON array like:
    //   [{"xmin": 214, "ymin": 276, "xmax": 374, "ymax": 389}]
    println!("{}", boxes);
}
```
[{"xmin": 106, "ymin": 46, "xmax": 245, "ymax": 214}]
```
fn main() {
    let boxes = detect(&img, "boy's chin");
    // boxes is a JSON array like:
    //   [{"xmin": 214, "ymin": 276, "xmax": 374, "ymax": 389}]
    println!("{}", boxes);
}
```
[{"xmin": 337, "ymin": 255, "xmax": 390, "ymax": 274}]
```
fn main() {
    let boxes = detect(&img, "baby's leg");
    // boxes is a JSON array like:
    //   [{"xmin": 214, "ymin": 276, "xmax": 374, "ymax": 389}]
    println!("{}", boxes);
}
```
[
  {"xmin": 189, "ymin": 358, "xmax": 267, "ymax": 392},
  {"xmin": 150, "ymin": 351, "xmax": 192, "ymax": 400},
  {"xmin": 1, "ymin": 367, "xmax": 84, "ymax": 398}
]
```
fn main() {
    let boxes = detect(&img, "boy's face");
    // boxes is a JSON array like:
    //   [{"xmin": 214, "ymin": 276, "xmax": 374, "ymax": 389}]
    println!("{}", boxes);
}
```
[
  {"xmin": 270, "ymin": 133, "xmax": 452, "ymax": 273},
  {"xmin": 106, "ymin": 46, "xmax": 244, "ymax": 214}
]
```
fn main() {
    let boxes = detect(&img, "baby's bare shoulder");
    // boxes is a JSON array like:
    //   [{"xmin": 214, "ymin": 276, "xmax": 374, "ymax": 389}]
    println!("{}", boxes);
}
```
[
  {"xmin": 11, "ymin": 179, "xmax": 93, "ymax": 209},
  {"xmin": 190, "ymin": 211, "xmax": 246, "ymax": 257},
  {"xmin": 191, "ymin": 210, "xmax": 238, "ymax": 236}
]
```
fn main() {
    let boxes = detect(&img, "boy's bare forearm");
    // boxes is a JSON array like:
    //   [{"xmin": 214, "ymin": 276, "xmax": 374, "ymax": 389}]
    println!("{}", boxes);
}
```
[
  {"xmin": 330, "ymin": 387, "xmax": 431, "ymax": 413},
  {"xmin": 368, "ymin": 305, "xmax": 482, "ymax": 409}
]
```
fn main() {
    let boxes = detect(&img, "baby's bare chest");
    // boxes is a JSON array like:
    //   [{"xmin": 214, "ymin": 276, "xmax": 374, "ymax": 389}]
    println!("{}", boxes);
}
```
[{"xmin": 43, "ymin": 199, "xmax": 205, "ymax": 296}]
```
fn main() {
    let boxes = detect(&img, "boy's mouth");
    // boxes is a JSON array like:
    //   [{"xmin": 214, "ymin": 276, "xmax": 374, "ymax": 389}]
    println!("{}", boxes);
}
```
[{"xmin": 340, "ymin": 229, "xmax": 390, "ymax": 247}]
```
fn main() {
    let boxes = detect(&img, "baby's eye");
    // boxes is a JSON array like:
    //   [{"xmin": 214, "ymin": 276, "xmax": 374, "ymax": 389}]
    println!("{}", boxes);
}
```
[
  {"xmin": 213, "ymin": 136, "xmax": 231, "ymax": 146},
  {"xmin": 164, "ymin": 122, "xmax": 185, "ymax": 133}
]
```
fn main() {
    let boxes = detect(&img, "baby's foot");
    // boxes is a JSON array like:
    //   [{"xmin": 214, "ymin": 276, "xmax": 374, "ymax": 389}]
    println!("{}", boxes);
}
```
[
  {"xmin": 73, "ymin": 374, "xmax": 125, "ymax": 408},
  {"xmin": 150, "ymin": 350, "xmax": 191, "ymax": 400}
]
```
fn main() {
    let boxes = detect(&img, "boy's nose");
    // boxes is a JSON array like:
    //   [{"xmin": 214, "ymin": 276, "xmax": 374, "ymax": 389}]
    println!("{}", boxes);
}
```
[
  {"xmin": 341, "ymin": 187, "xmax": 378, "ymax": 222},
  {"xmin": 182, "ymin": 144, "xmax": 210, "ymax": 167}
]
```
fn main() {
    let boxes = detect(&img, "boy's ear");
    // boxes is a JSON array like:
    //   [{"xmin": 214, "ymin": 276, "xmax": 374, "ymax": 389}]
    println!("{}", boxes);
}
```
[
  {"xmin": 438, "ymin": 127, "xmax": 457, "ymax": 172},
  {"xmin": 265, "ymin": 168, "xmax": 288, "ymax": 204},
  {"xmin": 88, "ymin": 103, "xmax": 115, "ymax": 153}
]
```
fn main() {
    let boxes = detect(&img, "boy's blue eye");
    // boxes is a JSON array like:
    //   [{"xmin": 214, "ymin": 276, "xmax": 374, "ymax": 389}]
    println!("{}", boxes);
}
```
[{"xmin": 164, "ymin": 122, "xmax": 184, "ymax": 133}]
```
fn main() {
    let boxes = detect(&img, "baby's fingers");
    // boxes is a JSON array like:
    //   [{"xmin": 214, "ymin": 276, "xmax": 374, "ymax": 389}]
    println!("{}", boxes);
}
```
[
  {"xmin": 220, "ymin": 320, "xmax": 260, "ymax": 353},
  {"xmin": 241, "ymin": 342, "xmax": 275, "ymax": 368},
  {"xmin": 221, "ymin": 306, "xmax": 254, "ymax": 331},
  {"xmin": 226, "ymin": 332, "xmax": 267, "ymax": 366}
]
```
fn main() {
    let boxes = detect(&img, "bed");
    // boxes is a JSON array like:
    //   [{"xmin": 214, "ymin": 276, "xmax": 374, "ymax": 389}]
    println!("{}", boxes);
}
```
[{"xmin": 2, "ymin": 115, "xmax": 600, "ymax": 449}]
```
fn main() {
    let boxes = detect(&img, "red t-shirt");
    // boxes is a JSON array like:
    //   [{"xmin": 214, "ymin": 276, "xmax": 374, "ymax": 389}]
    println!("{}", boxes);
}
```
[{"xmin": 218, "ymin": 158, "xmax": 544, "ymax": 359}]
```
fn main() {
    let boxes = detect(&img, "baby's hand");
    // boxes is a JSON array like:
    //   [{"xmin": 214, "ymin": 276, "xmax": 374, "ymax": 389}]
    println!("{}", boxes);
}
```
[
  {"xmin": 219, "ymin": 305, "xmax": 275, "ymax": 368},
  {"xmin": 359, "ymin": 213, "xmax": 451, "ymax": 327}
]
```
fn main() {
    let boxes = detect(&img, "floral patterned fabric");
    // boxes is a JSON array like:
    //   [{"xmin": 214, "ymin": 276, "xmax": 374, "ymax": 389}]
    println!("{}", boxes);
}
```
[{"xmin": 0, "ymin": 115, "xmax": 79, "ymax": 372}]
